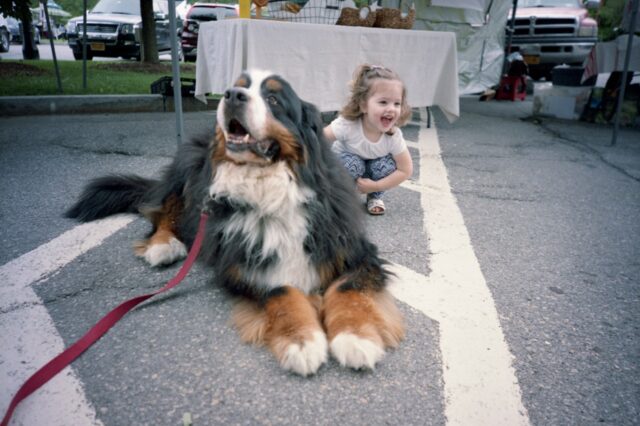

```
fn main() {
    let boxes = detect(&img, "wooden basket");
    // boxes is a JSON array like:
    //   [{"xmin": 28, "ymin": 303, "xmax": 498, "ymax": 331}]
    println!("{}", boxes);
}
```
[
  {"xmin": 336, "ymin": 6, "xmax": 377, "ymax": 27},
  {"xmin": 373, "ymin": 6, "xmax": 415, "ymax": 29}
]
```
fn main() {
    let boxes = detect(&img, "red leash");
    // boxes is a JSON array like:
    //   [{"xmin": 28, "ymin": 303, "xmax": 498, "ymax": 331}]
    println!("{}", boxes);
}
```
[{"xmin": 1, "ymin": 212, "xmax": 209, "ymax": 426}]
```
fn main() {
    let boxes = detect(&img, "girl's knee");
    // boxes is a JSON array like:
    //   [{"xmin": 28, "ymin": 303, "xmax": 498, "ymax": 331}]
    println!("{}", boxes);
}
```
[
  {"xmin": 366, "ymin": 155, "xmax": 397, "ymax": 180},
  {"xmin": 340, "ymin": 152, "xmax": 366, "ymax": 178}
]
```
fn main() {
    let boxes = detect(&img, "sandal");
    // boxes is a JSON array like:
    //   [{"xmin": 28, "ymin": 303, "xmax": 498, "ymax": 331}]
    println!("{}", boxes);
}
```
[{"xmin": 367, "ymin": 198, "xmax": 385, "ymax": 215}]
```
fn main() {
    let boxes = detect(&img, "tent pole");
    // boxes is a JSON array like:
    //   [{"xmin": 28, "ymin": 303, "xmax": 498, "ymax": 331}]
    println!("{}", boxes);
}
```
[
  {"xmin": 42, "ymin": 1, "xmax": 62, "ymax": 93},
  {"xmin": 168, "ymin": 0, "xmax": 184, "ymax": 145},
  {"xmin": 82, "ymin": 0, "xmax": 87, "ymax": 89},
  {"xmin": 502, "ymin": 0, "xmax": 518, "ymax": 75},
  {"xmin": 611, "ymin": 0, "xmax": 638, "ymax": 146}
]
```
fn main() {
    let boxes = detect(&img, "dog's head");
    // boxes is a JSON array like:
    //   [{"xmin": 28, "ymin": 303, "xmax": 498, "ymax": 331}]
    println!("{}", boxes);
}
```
[{"xmin": 215, "ymin": 70, "xmax": 322, "ymax": 166}]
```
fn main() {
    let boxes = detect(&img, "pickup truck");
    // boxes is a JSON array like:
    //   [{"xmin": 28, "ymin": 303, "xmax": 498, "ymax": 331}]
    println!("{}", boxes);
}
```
[
  {"xmin": 506, "ymin": 0, "xmax": 599, "ymax": 80},
  {"xmin": 66, "ymin": 0, "xmax": 176, "ymax": 61}
]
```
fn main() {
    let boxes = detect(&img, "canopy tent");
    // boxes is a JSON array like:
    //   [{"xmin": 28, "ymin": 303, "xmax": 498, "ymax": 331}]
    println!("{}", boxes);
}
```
[
  {"xmin": 31, "ymin": 1, "xmax": 71, "ymax": 19},
  {"xmin": 431, "ymin": 0, "xmax": 489, "ymax": 12},
  {"xmin": 382, "ymin": 0, "xmax": 511, "ymax": 95}
]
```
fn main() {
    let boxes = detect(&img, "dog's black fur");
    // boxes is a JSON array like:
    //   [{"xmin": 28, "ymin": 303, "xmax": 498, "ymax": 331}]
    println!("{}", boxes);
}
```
[{"xmin": 66, "ymin": 71, "xmax": 390, "ymax": 302}]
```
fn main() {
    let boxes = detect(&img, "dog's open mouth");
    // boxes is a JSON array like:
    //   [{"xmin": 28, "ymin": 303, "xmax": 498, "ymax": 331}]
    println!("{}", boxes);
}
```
[{"xmin": 226, "ymin": 119, "xmax": 276, "ymax": 157}]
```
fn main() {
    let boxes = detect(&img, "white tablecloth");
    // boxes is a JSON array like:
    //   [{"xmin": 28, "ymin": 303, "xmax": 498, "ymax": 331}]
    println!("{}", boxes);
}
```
[{"xmin": 195, "ymin": 19, "xmax": 459, "ymax": 122}]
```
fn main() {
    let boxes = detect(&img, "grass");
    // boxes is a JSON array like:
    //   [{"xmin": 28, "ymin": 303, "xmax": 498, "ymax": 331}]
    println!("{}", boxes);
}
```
[{"xmin": 0, "ymin": 60, "xmax": 198, "ymax": 96}]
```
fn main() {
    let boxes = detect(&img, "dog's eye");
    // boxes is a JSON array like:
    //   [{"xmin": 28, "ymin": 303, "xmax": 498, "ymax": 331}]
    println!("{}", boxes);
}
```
[{"xmin": 267, "ymin": 95, "xmax": 279, "ymax": 106}]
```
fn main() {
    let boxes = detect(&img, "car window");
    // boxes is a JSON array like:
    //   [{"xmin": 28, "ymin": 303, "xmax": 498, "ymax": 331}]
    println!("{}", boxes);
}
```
[
  {"xmin": 189, "ymin": 6, "xmax": 238, "ymax": 21},
  {"xmin": 92, "ymin": 0, "xmax": 140, "ymax": 15},
  {"xmin": 90, "ymin": 0, "xmax": 170, "ymax": 16}
]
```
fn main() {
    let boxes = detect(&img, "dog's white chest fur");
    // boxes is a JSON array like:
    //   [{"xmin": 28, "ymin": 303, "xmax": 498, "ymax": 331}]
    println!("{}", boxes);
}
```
[{"xmin": 210, "ymin": 162, "xmax": 320, "ymax": 293}]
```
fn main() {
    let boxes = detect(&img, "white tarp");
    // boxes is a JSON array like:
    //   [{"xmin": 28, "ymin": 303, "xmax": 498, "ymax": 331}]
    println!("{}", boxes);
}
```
[
  {"xmin": 383, "ymin": 0, "xmax": 511, "ymax": 95},
  {"xmin": 430, "ymin": 0, "xmax": 488, "ymax": 12}
]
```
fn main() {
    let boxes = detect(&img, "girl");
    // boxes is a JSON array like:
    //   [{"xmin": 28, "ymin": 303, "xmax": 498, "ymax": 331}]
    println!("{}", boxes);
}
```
[{"xmin": 324, "ymin": 64, "xmax": 413, "ymax": 215}]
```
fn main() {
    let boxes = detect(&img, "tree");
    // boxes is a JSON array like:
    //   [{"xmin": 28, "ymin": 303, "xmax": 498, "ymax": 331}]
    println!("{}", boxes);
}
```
[
  {"xmin": 0, "ymin": 0, "xmax": 40, "ymax": 59},
  {"xmin": 140, "ymin": 0, "xmax": 158, "ymax": 63}
]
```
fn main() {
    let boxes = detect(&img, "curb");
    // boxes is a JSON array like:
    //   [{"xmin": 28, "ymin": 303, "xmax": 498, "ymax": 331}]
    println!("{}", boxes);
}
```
[{"xmin": 0, "ymin": 95, "xmax": 220, "ymax": 116}]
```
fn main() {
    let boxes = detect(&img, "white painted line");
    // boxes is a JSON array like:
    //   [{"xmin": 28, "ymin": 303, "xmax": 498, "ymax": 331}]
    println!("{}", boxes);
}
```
[
  {"xmin": 388, "ymin": 115, "xmax": 531, "ymax": 426},
  {"xmin": 0, "ymin": 215, "xmax": 135, "ymax": 426},
  {"xmin": 399, "ymin": 179, "xmax": 422, "ymax": 193}
]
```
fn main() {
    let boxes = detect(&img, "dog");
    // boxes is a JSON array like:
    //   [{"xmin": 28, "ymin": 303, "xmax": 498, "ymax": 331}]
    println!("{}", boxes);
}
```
[{"xmin": 65, "ymin": 69, "xmax": 404, "ymax": 376}]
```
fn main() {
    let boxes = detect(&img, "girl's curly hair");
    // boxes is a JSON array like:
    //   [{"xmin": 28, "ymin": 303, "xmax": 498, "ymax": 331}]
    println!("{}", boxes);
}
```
[{"xmin": 340, "ymin": 64, "xmax": 412, "ymax": 128}]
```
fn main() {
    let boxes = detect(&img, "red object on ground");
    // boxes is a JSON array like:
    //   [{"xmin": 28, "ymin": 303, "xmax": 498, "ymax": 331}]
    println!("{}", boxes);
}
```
[{"xmin": 496, "ymin": 75, "xmax": 527, "ymax": 101}]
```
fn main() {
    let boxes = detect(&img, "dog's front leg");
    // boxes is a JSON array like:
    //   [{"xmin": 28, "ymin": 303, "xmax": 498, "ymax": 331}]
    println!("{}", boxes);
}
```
[
  {"xmin": 233, "ymin": 286, "xmax": 328, "ymax": 376},
  {"xmin": 322, "ymin": 280, "xmax": 404, "ymax": 370},
  {"xmin": 134, "ymin": 194, "xmax": 187, "ymax": 267}
]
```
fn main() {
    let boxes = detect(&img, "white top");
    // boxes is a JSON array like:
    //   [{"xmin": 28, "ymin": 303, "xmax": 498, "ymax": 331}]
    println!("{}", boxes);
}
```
[
  {"xmin": 330, "ymin": 116, "xmax": 407, "ymax": 160},
  {"xmin": 194, "ymin": 19, "xmax": 460, "ymax": 122}
]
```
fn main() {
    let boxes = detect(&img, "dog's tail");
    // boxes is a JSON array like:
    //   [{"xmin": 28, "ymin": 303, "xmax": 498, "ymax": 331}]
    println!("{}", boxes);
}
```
[{"xmin": 65, "ymin": 175, "xmax": 157, "ymax": 222}]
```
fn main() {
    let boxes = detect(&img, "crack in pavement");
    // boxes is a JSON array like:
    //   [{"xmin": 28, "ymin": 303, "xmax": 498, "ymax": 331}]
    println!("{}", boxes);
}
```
[
  {"xmin": 534, "ymin": 122, "xmax": 640, "ymax": 184},
  {"xmin": 52, "ymin": 142, "xmax": 173, "ymax": 160}
]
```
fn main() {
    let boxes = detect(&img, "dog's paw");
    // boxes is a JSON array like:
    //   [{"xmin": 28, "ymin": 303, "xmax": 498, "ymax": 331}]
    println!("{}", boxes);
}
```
[
  {"xmin": 329, "ymin": 332, "xmax": 385, "ymax": 370},
  {"xmin": 278, "ymin": 330, "xmax": 328, "ymax": 376},
  {"xmin": 138, "ymin": 237, "xmax": 187, "ymax": 267}
]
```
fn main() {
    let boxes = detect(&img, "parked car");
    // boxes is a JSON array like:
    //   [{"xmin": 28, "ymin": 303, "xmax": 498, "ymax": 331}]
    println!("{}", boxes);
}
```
[
  {"xmin": 5, "ymin": 16, "xmax": 41, "ymax": 44},
  {"xmin": 181, "ymin": 2, "xmax": 238, "ymax": 62},
  {"xmin": 0, "ymin": 15, "xmax": 9, "ymax": 52},
  {"xmin": 506, "ymin": 0, "xmax": 599, "ymax": 80},
  {"xmin": 66, "ymin": 0, "xmax": 180, "ymax": 61}
]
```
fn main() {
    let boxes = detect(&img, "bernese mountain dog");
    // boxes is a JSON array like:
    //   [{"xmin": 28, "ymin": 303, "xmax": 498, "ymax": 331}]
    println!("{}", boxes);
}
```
[{"xmin": 66, "ymin": 69, "xmax": 404, "ymax": 376}]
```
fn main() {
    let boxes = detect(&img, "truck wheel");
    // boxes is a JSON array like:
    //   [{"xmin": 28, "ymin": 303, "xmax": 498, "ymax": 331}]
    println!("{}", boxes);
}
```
[{"xmin": 73, "ymin": 50, "xmax": 93, "ymax": 60}]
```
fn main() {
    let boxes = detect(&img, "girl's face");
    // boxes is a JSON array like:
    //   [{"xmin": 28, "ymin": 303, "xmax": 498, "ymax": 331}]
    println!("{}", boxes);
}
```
[{"xmin": 361, "ymin": 79, "xmax": 404, "ymax": 136}]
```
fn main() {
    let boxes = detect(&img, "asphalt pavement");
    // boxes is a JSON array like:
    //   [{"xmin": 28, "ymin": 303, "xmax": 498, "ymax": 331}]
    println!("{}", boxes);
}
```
[{"xmin": 1, "ymin": 94, "xmax": 639, "ymax": 426}]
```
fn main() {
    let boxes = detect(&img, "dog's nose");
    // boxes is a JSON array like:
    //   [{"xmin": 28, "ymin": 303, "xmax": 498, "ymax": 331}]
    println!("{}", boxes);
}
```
[{"xmin": 224, "ymin": 88, "xmax": 248, "ymax": 105}]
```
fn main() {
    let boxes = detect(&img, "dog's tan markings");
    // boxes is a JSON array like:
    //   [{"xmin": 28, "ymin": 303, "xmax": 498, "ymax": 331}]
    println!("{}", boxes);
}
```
[
  {"xmin": 212, "ymin": 126, "xmax": 229, "ymax": 163},
  {"xmin": 234, "ymin": 286, "xmax": 328, "ymax": 375},
  {"xmin": 317, "ymin": 263, "xmax": 337, "ymax": 291},
  {"xmin": 232, "ymin": 292, "xmax": 322, "ymax": 346},
  {"xmin": 134, "ymin": 195, "xmax": 188, "ymax": 266},
  {"xmin": 234, "ymin": 76, "xmax": 249, "ymax": 88},
  {"xmin": 317, "ymin": 257, "xmax": 347, "ymax": 291},
  {"xmin": 225, "ymin": 264, "xmax": 244, "ymax": 284},
  {"xmin": 322, "ymin": 282, "xmax": 404, "ymax": 369},
  {"xmin": 232, "ymin": 299, "xmax": 268, "ymax": 345},
  {"xmin": 265, "ymin": 78, "xmax": 282, "ymax": 92},
  {"xmin": 266, "ymin": 120, "xmax": 304, "ymax": 166}
]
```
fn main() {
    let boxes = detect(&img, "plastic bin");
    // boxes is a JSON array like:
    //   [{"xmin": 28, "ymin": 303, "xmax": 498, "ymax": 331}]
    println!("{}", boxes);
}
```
[
  {"xmin": 551, "ymin": 66, "xmax": 585, "ymax": 87},
  {"xmin": 150, "ymin": 76, "xmax": 196, "ymax": 97}
]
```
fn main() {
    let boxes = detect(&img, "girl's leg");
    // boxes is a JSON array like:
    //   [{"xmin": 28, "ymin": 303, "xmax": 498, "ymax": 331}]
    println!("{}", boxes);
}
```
[
  {"xmin": 339, "ymin": 152, "xmax": 366, "ymax": 180},
  {"xmin": 365, "ymin": 154, "xmax": 397, "ymax": 200}
]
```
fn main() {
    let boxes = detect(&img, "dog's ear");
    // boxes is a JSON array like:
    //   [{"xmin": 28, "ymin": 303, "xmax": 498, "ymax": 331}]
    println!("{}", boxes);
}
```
[{"xmin": 301, "ymin": 101, "xmax": 324, "ymax": 142}]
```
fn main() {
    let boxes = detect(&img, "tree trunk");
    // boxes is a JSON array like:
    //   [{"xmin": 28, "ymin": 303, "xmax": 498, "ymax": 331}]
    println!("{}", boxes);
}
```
[
  {"xmin": 19, "ymin": 2, "xmax": 39, "ymax": 59},
  {"xmin": 140, "ymin": 0, "xmax": 158, "ymax": 63}
]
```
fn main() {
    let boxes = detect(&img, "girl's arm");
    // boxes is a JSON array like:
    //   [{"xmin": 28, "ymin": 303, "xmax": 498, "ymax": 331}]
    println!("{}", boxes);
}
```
[
  {"xmin": 323, "ymin": 125, "xmax": 337, "ymax": 143},
  {"xmin": 356, "ymin": 149, "xmax": 413, "ymax": 194}
]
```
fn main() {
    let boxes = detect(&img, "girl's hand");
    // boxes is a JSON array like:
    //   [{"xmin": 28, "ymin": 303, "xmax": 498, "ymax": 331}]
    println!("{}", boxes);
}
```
[{"xmin": 356, "ymin": 177, "xmax": 378, "ymax": 194}]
